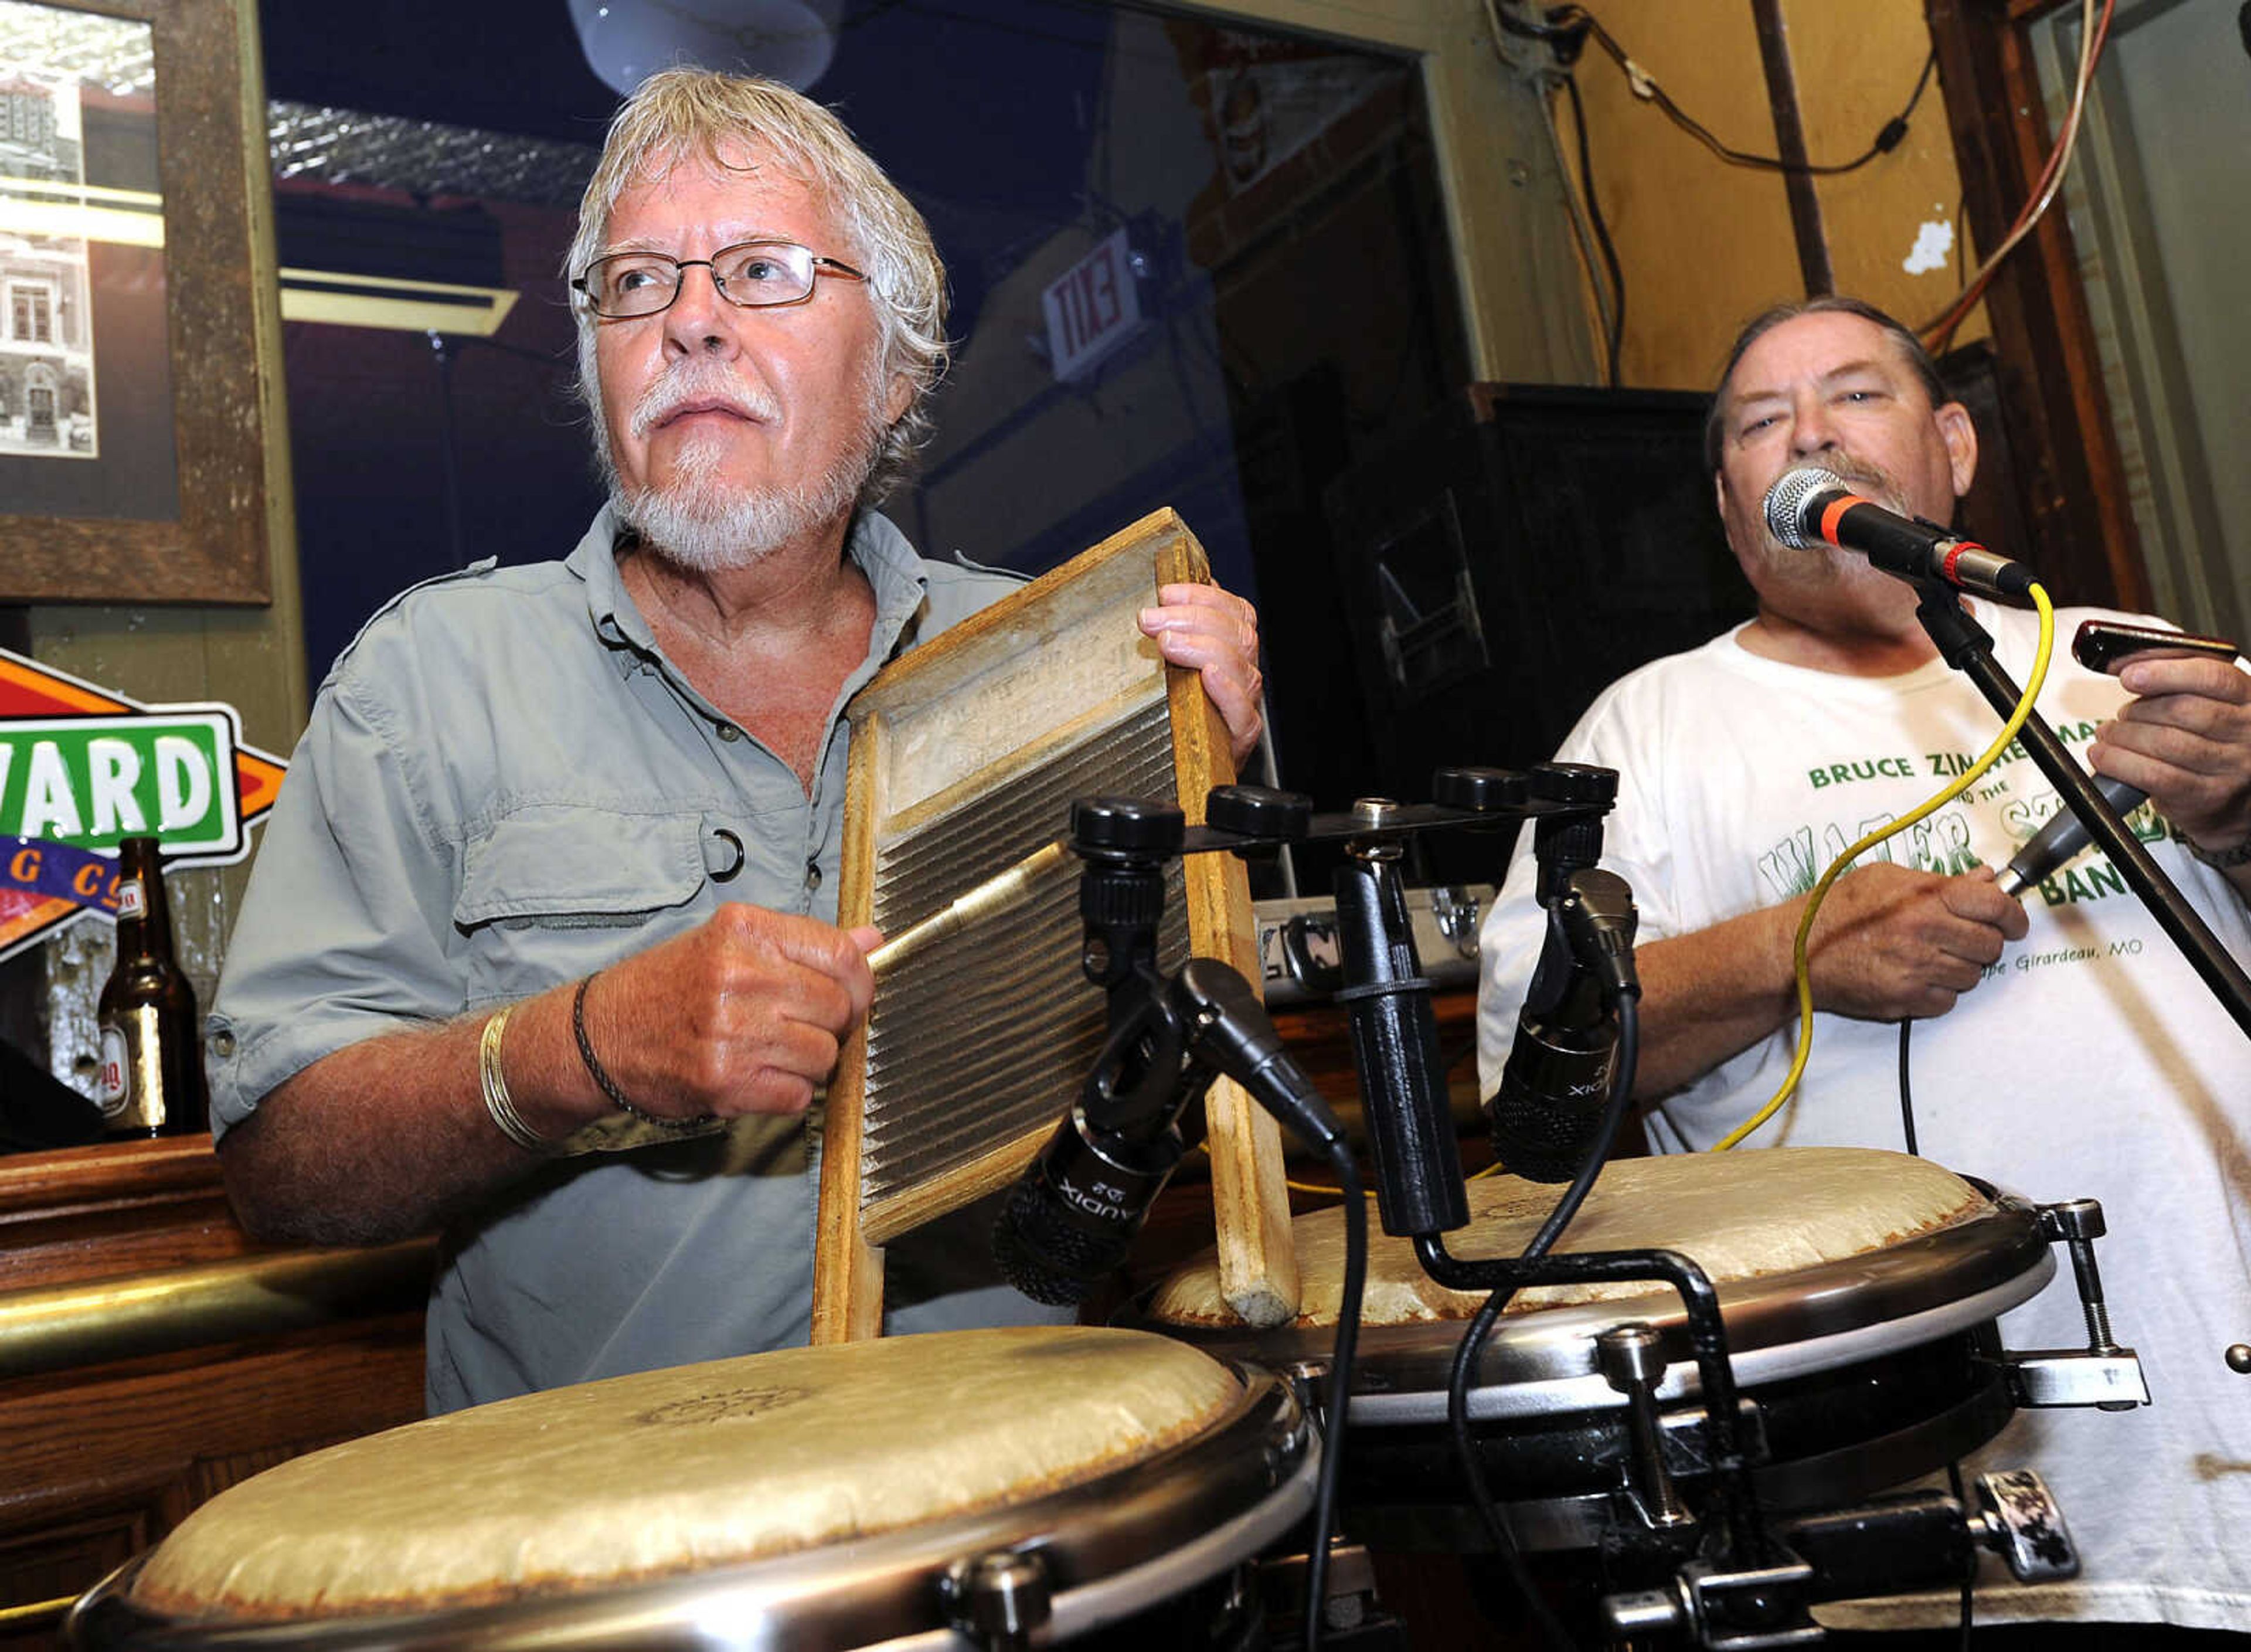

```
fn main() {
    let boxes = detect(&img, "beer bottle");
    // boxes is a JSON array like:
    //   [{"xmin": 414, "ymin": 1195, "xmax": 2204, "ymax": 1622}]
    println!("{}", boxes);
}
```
[{"xmin": 95, "ymin": 837, "xmax": 208, "ymax": 1139}]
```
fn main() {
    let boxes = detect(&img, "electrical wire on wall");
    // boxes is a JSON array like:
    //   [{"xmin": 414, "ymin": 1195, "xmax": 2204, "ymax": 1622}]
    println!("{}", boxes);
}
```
[
  {"xmin": 1918, "ymin": 0, "xmax": 2113, "ymax": 354},
  {"xmin": 1557, "ymin": 68, "xmax": 1626, "ymax": 387},
  {"xmin": 1484, "ymin": 1, "xmax": 1940, "ymax": 383}
]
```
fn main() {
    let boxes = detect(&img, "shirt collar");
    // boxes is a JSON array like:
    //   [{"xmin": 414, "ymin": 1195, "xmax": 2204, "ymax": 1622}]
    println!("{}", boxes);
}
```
[{"xmin": 566, "ymin": 504, "xmax": 933, "ymax": 677}]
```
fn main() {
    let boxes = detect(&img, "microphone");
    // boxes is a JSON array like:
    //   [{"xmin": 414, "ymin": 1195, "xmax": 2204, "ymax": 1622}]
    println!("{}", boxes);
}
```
[
  {"xmin": 992, "ymin": 992, "xmax": 1194, "ymax": 1307},
  {"xmin": 1486, "ymin": 868, "xmax": 1640, "ymax": 1183},
  {"xmin": 1762, "ymin": 465, "xmax": 2036, "ymax": 599},
  {"xmin": 1995, "ymin": 774, "xmax": 2148, "ymax": 900},
  {"xmin": 992, "ymin": 958, "xmax": 1345, "ymax": 1306}
]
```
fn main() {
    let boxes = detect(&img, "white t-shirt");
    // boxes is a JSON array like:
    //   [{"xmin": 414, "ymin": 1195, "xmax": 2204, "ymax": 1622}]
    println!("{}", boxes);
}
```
[{"xmin": 1478, "ymin": 602, "xmax": 2251, "ymax": 1630}]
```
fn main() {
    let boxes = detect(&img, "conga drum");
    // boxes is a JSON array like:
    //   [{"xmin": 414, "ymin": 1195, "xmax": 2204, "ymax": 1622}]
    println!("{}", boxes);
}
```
[
  {"xmin": 1145, "ymin": 1146, "xmax": 2054, "ymax": 1554},
  {"xmin": 67, "ymin": 1325, "xmax": 1315, "ymax": 1650}
]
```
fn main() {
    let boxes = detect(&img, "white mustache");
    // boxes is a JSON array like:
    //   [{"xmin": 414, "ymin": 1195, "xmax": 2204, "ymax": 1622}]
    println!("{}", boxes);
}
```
[{"xmin": 630, "ymin": 363, "xmax": 781, "ymax": 440}]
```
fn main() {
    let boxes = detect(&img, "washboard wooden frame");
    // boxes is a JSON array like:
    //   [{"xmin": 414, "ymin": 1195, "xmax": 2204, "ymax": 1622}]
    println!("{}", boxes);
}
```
[{"xmin": 810, "ymin": 509, "xmax": 1297, "ymax": 1342}]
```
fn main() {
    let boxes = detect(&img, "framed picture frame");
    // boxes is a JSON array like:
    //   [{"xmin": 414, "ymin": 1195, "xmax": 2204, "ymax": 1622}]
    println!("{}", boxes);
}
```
[{"xmin": 0, "ymin": 0, "xmax": 282, "ymax": 603}]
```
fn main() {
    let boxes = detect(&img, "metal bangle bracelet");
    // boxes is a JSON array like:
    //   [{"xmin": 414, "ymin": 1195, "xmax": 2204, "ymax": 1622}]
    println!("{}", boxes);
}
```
[{"xmin": 479, "ymin": 1004, "xmax": 554, "ymax": 1153}]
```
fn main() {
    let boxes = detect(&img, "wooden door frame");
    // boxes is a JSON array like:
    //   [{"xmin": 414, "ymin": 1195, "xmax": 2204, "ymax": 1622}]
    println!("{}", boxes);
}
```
[{"xmin": 1924, "ymin": 0, "xmax": 2147, "ymax": 612}]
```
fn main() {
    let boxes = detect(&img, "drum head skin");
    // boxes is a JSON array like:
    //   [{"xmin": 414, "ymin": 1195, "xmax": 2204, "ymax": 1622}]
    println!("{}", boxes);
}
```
[
  {"xmin": 1150, "ymin": 1146, "xmax": 1984, "ymax": 1329},
  {"xmin": 132, "ymin": 1326, "xmax": 1242, "ymax": 1622}
]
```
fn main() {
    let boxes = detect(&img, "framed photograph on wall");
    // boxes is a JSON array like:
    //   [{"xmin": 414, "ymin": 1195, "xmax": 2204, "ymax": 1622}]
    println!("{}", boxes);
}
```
[{"xmin": 0, "ymin": 0, "xmax": 281, "ymax": 603}]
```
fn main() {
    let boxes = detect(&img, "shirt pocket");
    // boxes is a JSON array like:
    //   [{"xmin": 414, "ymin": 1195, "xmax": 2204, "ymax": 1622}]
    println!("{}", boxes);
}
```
[{"xmin": 454, "ymin": 805, "xmax": 710, "ymax": 1000}]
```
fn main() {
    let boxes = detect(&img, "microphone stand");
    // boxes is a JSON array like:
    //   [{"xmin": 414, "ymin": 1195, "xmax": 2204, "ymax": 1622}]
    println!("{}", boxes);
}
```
[
  {"xmin": 1064, "ymin": 798, "xmax": 1362, "ymax": 1652},
  {"xmin": 1912, "ymin": 583, "xmax": 2251, "ymax": 1042},
  {"xmin": 1325, "ymin": 793, "xmax": 1774, "ymax": 1596}
]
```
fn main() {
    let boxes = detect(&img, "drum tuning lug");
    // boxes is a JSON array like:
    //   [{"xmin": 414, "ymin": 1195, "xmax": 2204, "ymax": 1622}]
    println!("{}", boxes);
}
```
[
  {"xmin": 1280, "ymin": 1358, "xmax": 1333, "ymax": 1423},
  {"xmin": 1604, "ymin": 1584, "xmax": 1690, "ymax": 1640},
  {"xmin": 1967, "ymin": 1469, "xmax": 2079, "ymax": 1585},
  {"xmin": 1597, "ymin": 1324, "xmax": 1694, "ymax": 1530},
  {"xmin": 2036, "ymin": 1198, "xmax": 2125, "ymax": 1355},
  {"xmin": 2001, "ymin": 1199, "xmax": 2150, "ymax": 1410},
  {"xmin": 941, "ymin": 1549, "xmax": 1053, "ymax": 1651},
  {"xmin": 1604, "ymin": 1554, "xmax": 1822, "ymax": 1650}
]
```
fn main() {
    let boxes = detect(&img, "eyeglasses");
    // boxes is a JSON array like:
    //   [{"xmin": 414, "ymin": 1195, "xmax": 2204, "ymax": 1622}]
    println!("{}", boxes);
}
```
[{"xmin": 572, "ymin": 239, "xmax": 867, "ymax": 319}]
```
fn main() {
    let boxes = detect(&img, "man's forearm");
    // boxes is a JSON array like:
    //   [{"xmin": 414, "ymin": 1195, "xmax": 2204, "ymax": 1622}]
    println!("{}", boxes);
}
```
[
  {"xmin": 217, "ymin": 985, "xmax": 603, "ymax": 1246},
  {"xmin": 1627, "ymin": 906, "xmax": 1799, "ymax": 1099}
]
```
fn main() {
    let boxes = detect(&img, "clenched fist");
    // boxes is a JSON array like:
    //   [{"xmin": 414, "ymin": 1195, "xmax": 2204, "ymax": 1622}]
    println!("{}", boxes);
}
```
[{"xmin": 1800, "ymin": 862, "xmax": 2028, "ymax": 1022}]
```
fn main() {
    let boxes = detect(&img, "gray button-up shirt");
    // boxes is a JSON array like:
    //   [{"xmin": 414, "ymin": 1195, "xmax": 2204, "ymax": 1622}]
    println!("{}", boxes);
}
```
[{"xmin": 209, "ymin": 508, "xmax": 1060, "ymax": 1411}]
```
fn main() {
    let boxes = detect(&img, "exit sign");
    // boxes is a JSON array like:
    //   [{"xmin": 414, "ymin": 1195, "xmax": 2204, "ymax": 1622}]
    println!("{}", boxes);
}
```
[{"xmin": 1042, "ymin": 227, "xmax": 1144, "ymax": 383}]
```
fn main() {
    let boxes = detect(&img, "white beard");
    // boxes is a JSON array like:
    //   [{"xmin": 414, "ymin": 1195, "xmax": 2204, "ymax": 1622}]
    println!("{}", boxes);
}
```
[
  {"xmin": 608, "ymin": 353, "xmax": 889, "ymax": 575},
  {"xmin": 614, "ymin": 432, "xmax": 872, "ymax": 574}
]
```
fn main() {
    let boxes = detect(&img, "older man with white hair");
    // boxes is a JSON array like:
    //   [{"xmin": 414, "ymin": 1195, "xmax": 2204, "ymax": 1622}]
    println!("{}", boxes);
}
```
[{"xmin": 209, "ymin": 70, "xmax": 1264, "ymax": 1413}]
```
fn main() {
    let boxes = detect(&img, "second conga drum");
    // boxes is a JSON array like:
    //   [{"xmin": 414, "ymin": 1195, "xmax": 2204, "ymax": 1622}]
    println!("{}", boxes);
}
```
[
  {"xmin": 67, "ymin": 1325, "xmax": 1315, "ymax": 1650},
  {"xmin": 1146, "ymin": 1145, "xmax": 2055, "ymax": 1552}
]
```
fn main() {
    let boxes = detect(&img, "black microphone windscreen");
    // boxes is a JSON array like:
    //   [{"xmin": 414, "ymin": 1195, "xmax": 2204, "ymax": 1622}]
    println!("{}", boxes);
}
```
[
  {"xmin": 1488, "ymin": 1087, "xmax": 1604, "ymax": 1184},
  {"xmin": 1485, "ymin": 1018, "xmax": 1616, "ymax": 1184},
  {"xmin": 991, "ymin": 1177, "xmax": 1133, "ymax": 1306}
]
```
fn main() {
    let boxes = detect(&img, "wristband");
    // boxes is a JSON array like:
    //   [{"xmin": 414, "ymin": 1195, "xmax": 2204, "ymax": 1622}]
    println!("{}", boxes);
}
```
[
  {"xmin": 572, "ymin": 972, "xmax": 718, "ymax": 1134},
  {"xmin": 2187, "ymin": 832, "xmax": 2251, "ymax": 870}
]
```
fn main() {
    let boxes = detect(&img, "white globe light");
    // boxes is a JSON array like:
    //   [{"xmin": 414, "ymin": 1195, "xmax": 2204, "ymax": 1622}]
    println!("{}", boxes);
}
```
[{"xmin": 567, "ymin": 0, "xmax": 844, "ymax": 95}]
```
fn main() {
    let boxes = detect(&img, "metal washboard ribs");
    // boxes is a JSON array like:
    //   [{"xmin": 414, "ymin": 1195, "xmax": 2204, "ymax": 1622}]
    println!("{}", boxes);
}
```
[{"xmin": 859, "ymin": 699, "xmax": 1190, "ymax": 1210}]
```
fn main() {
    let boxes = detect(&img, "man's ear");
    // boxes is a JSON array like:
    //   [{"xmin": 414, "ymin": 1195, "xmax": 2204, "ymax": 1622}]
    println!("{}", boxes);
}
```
[
  {"xmin": 883, "ymin": 373, "xmax": 914, "ymax": 427},
  {"xmin": 1936, "ymin": 400, "xmax": 1978, "ymax": 500}
]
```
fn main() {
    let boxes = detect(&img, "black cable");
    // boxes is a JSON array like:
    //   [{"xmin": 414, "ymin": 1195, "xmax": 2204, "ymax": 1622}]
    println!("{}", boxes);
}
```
[
  {"xmin": 1448, "ymin": 1291, "xmax": 1570, "ymax": 1650},
  {"xmin": 1945, "ymin": 1459, "xmax": 1975, "ymax": 1646},
  {"xmin": 1559, "ymin": 70, "xmax": 1625, "ymax": 389},
  {"xmin": 1898, "ymin": 1017, "xmax": 1919, "ymax": 1156},
  {"xmin": 1302, "ymin": 1144, "xmax": 1368, "ymax": 1651},
  {"xmin": 1444, "ymin": 991, "xmax": 1641, "ymax": 1651},
  {"xmin": 1909, "ymin": 1035, "xmax": 1977, "ymax": 1647},
  {"xmin": 1532, "ymin": 4, "xmax": 1936, "ymax": 179}
]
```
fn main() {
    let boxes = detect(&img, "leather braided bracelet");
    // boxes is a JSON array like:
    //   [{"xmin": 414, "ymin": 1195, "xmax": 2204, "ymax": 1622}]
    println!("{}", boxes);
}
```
[
  {"xmin": 2187, "ymin": 833, "xmax": 2251, "ymax": 870},
  {"xmin": 572, "ymin": 971, "xmax": 718, "ymax": 1133}
]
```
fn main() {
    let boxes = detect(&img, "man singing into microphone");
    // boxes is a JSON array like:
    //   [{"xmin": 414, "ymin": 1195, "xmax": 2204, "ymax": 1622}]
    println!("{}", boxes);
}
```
[{"xmin": 1478, "ymin": 296, "xmax": 2251, "ymax": 1643}]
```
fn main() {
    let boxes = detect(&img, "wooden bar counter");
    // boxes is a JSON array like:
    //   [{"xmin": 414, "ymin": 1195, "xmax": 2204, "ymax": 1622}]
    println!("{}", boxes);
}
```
[{"xmin": 0, "ymin": 1136, "xmax": 432, "ymax": 1644}]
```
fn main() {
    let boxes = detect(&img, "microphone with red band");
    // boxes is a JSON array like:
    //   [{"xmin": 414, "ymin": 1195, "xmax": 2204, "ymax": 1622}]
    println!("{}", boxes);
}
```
[{"xmin": 1762, "ymin": 465, "xmax": 2038, "ymax": 600}]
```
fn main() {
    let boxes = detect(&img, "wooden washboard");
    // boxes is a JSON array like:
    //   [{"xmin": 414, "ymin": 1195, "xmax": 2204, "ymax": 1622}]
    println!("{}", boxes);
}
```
[{"xmin": 810, "ymin": 509, "xmax": 1297, "ymax": 1342}]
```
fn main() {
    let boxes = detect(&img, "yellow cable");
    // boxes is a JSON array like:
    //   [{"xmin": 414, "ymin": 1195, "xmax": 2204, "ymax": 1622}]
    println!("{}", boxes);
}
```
[{"xmin": 1712, "ymin": 585, "xmax": 2055, "ymax": 1151}]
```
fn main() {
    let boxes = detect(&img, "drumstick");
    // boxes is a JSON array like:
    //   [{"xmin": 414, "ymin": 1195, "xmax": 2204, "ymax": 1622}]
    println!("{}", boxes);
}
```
[{"xmin": 866, "ymin": 840, "xmax": 1075, "ymax": 977}]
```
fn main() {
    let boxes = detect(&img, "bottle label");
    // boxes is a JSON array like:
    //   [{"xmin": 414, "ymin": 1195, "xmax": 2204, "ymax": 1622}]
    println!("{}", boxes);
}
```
[
  {"xmin": 97, "ymin": 1025, "xmax": 130, "ymax": 1119},
  {"xmin": 114, "ymin": 875, "xmax": 147, "ymax": 921},
  {"xmin": 98, "ymin": 1005, "xmax": 169, "ymax": 1131}
]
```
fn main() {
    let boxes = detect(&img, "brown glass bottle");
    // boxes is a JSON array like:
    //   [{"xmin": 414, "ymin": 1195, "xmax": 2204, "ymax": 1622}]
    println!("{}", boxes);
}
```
[{"xmin": 95, "ymin": 837, "xmax": 208, "ymax": 1138}]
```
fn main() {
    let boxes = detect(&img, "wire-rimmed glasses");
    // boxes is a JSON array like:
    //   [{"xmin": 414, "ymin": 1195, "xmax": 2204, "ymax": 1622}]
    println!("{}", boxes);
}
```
[{"xmin": 572, "ymin": 240, "xmax": 866, "ymax": 318}]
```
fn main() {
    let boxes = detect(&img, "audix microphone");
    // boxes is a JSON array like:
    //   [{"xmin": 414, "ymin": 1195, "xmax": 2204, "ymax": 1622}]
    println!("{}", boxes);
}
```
[
  {"xmin": 992, "ymin": 958, "xmax": 1344, "ymax": 1306},
  {"xmin": 1763, "ymin": 465, "xmax": 2036, "ymax": 600},
  {"xmin": 1995, "ymin": 774, "xmax": 2148, "ymax": 900},
  {"xmin": 1486, "ymin": 866, "xmax": 1640, "ymax": 1183},
  {"xmin": 993, "ymin": 971, "xmax": 1200, "ymax": 1307}
]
